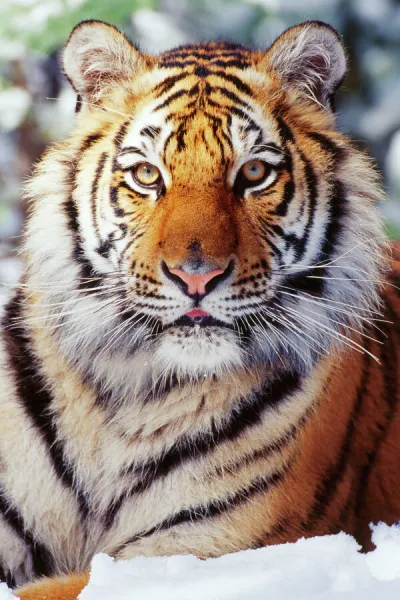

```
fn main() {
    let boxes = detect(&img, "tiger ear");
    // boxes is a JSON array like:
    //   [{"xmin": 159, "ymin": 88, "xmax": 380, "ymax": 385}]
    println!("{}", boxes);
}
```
[
  {"xmin": 63, "ymin": 20, "xmax": 149, "ymax": 102},
  {"xmin": 266, "ymin": 21, "xmax": 347, "ymax": 110}
]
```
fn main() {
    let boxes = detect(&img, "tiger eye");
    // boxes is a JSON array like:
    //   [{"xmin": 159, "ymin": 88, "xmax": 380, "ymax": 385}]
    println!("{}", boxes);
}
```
[
  {"xmin": 133, "ymin": 162, "xmax": 161, "ymax": 186},
  {"xmin": 241, "ymin": 160, "xmax": 267, "ymax": 183}
]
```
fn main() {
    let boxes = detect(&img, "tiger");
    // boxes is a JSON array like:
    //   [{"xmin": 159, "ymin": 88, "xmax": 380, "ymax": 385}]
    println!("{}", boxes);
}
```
[{"xmin": 0, "ymin": 17, "xmax": 399, "ymax": 600}]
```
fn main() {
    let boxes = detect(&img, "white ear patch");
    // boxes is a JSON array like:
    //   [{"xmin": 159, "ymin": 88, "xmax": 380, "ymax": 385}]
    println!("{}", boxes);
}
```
[
  {"xmin": 266, "ymin": 21, "xmax": 347, "ymax": 110},
  {"xmin": 62, "ymin": 20, "xmax": 149, "ymax": 100}
]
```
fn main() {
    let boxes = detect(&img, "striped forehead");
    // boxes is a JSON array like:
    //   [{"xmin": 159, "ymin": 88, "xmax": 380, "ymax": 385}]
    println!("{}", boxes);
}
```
[
  {"xmin": 118, "ymin": 68, "xmax": 284, "ymax": 176},
  {"xmin": 119, "ymin": 100, "xmax": 174, "ymax": 162}
]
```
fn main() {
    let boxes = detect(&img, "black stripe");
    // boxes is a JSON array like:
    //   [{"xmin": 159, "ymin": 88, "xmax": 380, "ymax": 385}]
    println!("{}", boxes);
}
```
[
  {"xmin": 140, "ymin": 126, "xmax": 161, "ymax": 140},
  {"xmin": 154, "ymin": 73, "xmax": 190, "ymax": 97},
  {"xmin": 337, "ymin": 487, "xmax": 354, "ymax": 532},
  {"xmin": 165, "ymin": 109, "xmax": 196, "ymax": 124},
  {"xmin": 319, "ymin": 178, "xmax": 347, "ymax": 263},
  {"xmin": 274, "ymin": 178, "xmax": 295, "ymax": 217},
  {"xmin": 354, "ymin": 309, "xmax": 399, "ymax": 533},
  {"xmin": 0, "ymin": 562, "xmax": 15, "ymax": 588},
  {"xmin": 159, "ymin": 58, "xmax": 250, "ymax": 71},
  {"xmin": 305, "ymin": 131, "xmax": 348, "ymax": 265},
  {"xmin": 275, "ymin": 116, "xmax": 295, "ymax": 144},
  {"xmin": 281, "ymin": 271, "xmax": 325, "ymax": 297},
  {"xmin": 220, "ymin": 128, "xmax": 234, "ymax": 153},
  {"xmin": 155, "ymin": 65, "xmax": 253, "ymax": 96},
  {"xmin": 118, "ymin": 146, "xmax": 146, "ymax": 158},
  {"xmin": 214, "ymin": 86, "xmax": 248, "ymax": 107},
  {"xmin": 158, "ymin": 59, "xmax": 198, "ymax": 69},
  {"xmin": 165, "ymin": 42, "xmax": 248, "ymax": 55},
  {"xmin": 259, "ymin": 516, "xmax": 291, "ymax": 546},
  {"xmin": 213, "ymin": 411, "xmax": 309, "ymax": 477},
  {"xmin": 175, "ymin": 122, "xmax": 187, "ymax": 152},
  {"xmin": 0, "ymin": 485, "xmax": 54, "ymax": 579},
  {"xmin": 79, "ymin": 133, "xmax": 103, "ymax": 153},
  {"xmin": 209, "ymin": 59, "xmax": 250, "ymax": 68},
  {"xmin": 2, "ymin": 292, "xmax": 91, "ymax": 522},
  {"xmin": 116, "ymin": 468, "xmax": 287, "ymax": 552},
  {"xmin": 105, "ymin": 371, "xmax": 301, "ymax": 527},
  {"xmin": 162, "ymin": 131, "xmax": 175, "ymax": 164},
  {"xmin": 75, "ymin": 94, "xmax": 82, "ymax": 113},
  {"xmin": 64, "ymin": 133, "xmax": 106, "ymax": 292},
  {"xmin": 205, "ymin": 99, "xmax": 260, "ymax": 135},
  {"xmin": 119, "ymin": 181, "xmax": 149, "ymax": 199},
  {"xmin": 63, "ymin": 195, "xmax": 101, "ymax": 292},
  {"xmin": 211, "ymin": 71, "xmax": 252, "ymax": 96},
  {"xmin": 109, "ymin": 186, "xmax": 124, "ymax": 217},
  {"xmin": 211, "ymin": 124, "xmax": 226, "ymax": 164},
  {"xmin": 196, "ymin": 68, "xmax": 215, "ymax": 84},
  {"xmin": 154, "ymin": 87, "xmax": 196, "ymax": 112},
  {"xmin": 91, "ymin": 152, "xmax": 108, "ymax": 244},
  {"xmin": 113, "ymin": 120, "xmax": 131, "ymax": 151},
  {"xmin": 142, "ymin": 373, "xmax": 184, "ymax": 403},
  {"xmin": 302, "ymin": 341, "xmax": 371, "ymax": 530},
  {"xmin": 201, "ymin": 130, "xmax": 211, "ymax": 153},
  {"xmin": 306, "ymin": 132, "xmax": 346, "ymax": 163},
  {"xmin": 162, "ymin": 46, "xmax": 249, "ymax": 60},
  {"xmin": 258, "ymin": 225, "xmax": 283, "ymax": 264},
  {"xmin": 293, "ymin": 154, "xmax": 318, "ymax": 262},
  {"xmin": 253, "ymin": 141, "xmax": 283, "ymax": 156},
  {"xmin": 229, "ymin": 106, "xmax": 260, "ymax": 132},
  {"xmin": 96, "ymin": 237, "xmax": 113, "ymax": 259}
]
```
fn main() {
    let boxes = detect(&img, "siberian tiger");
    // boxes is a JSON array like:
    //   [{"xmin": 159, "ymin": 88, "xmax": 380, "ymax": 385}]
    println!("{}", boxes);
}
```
[{"xmin": 0, "ymin": 18, "xmax": 399, "ymax": 600}]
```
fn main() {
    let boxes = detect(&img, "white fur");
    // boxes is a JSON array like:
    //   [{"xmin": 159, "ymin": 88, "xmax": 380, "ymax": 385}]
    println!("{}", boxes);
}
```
[{"xmin": 63, "ymin": 21, "xmax": 144, "ymax": 100}]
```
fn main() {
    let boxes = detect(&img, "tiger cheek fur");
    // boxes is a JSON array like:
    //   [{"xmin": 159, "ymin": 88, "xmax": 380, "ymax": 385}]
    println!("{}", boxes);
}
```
[{"xmin": 0, "ymin": 18, "xmax": 399, "ymax": 600}]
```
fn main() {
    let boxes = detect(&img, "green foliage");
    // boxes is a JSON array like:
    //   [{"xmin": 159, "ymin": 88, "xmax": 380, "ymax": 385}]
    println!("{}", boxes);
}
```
[
  {"xmin": 0, "ymin": 0, "xmax": 158, "ymax": 55},
  {"xmin": 385, "ymin": 222, "xmax": 400, "ymax": 241}
]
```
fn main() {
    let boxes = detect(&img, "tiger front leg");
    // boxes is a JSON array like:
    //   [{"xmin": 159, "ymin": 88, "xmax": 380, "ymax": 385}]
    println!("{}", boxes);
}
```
[{"xmin": 14, "ymin": 572, "xmax": 89, "ymax": 600}]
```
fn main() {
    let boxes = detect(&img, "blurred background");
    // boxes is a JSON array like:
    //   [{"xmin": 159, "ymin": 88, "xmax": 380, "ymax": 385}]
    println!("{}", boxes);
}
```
[{"xmin": 0, "ymin": 0, "xmax": 399, "ymax": 293}]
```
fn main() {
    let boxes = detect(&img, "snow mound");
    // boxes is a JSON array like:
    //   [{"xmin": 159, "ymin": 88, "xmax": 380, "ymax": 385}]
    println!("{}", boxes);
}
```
[{"xmin": 4, "ymin": 523, "xmax": 400, "ymax": 599}]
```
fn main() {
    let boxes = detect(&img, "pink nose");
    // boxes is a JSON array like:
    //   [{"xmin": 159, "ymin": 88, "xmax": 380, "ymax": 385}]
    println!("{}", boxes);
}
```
[{"xmin": 169, "ymin": 268, "xmax": 224, "ymax": 296}]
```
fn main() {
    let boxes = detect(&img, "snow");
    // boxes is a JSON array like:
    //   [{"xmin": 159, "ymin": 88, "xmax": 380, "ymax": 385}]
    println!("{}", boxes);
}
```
[
  {"xmin": 3, "ymin": 523, "xmax": 400, "ymax": 599},
  {"xmin": 0, "ymin": 584, "xmax": 15, "ymax": 600}
]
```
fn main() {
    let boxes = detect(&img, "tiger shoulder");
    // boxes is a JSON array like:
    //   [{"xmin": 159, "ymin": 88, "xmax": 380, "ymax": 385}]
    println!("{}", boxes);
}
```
[{"xmin": 0, "ymin": 18, "xmax": 399, "ymax": 600}]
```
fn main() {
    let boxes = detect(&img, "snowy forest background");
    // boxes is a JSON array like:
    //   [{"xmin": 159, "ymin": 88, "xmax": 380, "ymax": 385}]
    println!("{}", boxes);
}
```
[{"xmin": 0, "ymin": 0, "xmax": 399, "ymax": 292}]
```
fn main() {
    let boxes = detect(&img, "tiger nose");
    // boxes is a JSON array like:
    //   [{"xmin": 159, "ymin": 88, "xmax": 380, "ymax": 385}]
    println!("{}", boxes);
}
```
[
  {"xmin": 161, "ymin": 260, "xmax": 234, "ymax": 297},
  {"xmin": 169, "ymin": 268, "xmax": 225, "ymax": 296}
]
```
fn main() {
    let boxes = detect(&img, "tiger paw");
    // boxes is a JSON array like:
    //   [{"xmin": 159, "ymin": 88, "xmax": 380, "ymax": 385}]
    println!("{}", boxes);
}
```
[{"xmin": 14, "ymin": 573, "xmax": 89, "ymax": 600}]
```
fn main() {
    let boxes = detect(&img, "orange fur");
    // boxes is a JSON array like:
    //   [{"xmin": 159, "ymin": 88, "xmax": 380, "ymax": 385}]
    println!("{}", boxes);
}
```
[{"xmin": 15, "ymin": 574, "xmax": 88, "ymax": 600}]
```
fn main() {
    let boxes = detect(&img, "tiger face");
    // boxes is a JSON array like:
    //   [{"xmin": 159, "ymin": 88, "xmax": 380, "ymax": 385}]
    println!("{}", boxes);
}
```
[{"xmin": 26, "ymin": 20, "xmax": 384, "ymax": 390}]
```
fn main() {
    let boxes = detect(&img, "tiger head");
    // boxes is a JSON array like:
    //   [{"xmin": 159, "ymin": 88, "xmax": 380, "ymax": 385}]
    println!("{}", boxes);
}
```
[{"xmin": 25, "ymin": 20, "xmax": 385, "ymax": 391}]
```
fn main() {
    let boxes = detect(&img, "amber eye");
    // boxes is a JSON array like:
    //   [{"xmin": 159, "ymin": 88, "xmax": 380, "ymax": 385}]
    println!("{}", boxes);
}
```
[
  {"xmin": 241, "ymin": 160, "xmax": 267, "ymax": 183},
  {"xmin": 132, "ymin": 162, "xmax": 161, "ymax": 187}
]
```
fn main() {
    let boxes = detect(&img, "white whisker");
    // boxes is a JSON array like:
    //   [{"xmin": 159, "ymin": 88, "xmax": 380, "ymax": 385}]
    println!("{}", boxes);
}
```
[{"xmin": 282, "ymin": 304, "xmax": 381, "ymax": 363}]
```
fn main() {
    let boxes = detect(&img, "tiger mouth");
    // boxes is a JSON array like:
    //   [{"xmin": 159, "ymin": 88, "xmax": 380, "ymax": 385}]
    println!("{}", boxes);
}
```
[{"xmin": 165, "ymin": 315, "xmax": 234, "ymax": 329}]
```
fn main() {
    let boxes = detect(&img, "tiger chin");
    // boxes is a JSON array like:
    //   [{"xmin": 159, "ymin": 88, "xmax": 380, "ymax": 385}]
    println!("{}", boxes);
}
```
[{"xmin": 1, "ymin": 18, "xmax": 399, "ymax": 600}]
